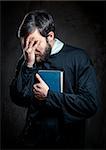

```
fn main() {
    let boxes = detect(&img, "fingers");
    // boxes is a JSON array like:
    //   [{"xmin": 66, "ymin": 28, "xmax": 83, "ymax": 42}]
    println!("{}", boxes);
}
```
[
  {"xmin": 33, "ymin": 84, "xmax": 40, "ymax": 91},
  {"xmin": 23, "ymin": 37, "xmax": 36, "ymax": 57},
  {"xmin": 33, "ymin": 84, "xmax": 47, "ymax": 100},
  {"xmin": 25, "ymin": 35, "xmax": 33, "ymax": 49},
  {"xmin": 33, "ymin": 74, "xmax": 49, "ymax": 101},
  {"xmin": 28, "ymin": 38, "xmax": 36, "ymax": 49},
  {"xmin": 33, "ymin": 84, "xmax": 42, "ymax": 97},
  {"xmin": 25, "ymin": 36, "xmax": 30, "ymax": 50},
  {"xmin": 35, "ymin": 73, "xmax": 44, "ymax": 83},
  {"xmin": 24, "ymin": 36, "xmax": 36, "ymax": 50}
]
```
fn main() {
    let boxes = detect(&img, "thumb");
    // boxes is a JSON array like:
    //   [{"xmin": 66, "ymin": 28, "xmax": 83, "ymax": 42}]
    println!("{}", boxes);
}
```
[{"xmin": 35, "ymin": 73, "xmax": 43, "ymax": 83}]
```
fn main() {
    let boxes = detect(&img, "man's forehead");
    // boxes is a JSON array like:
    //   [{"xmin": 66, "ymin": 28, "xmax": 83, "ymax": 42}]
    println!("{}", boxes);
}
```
[
  {"xmin": 26, "ymin": 29, "xmax": 42, "ymax": 40},
  {"xmin": 20, "ymin": 29, "xmax": 45, "ymax": 44}
]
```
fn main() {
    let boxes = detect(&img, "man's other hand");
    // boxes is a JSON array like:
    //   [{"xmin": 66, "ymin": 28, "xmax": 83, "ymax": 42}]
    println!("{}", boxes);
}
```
[{"xmin": 22, "ymin": 36, "xmax": 37, "ymax": 68}]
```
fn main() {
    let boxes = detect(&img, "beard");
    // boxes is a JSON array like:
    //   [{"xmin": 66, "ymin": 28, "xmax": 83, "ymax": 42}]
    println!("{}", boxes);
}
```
[{"xmin": 35, "ymin": 41, "xmax": 52, "ymax": 64}]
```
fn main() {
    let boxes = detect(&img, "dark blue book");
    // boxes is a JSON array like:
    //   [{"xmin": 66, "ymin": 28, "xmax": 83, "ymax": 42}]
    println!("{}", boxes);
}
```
[{"xmin": 38, "ymin": 70, "xmax": 63, "ymax": 93}]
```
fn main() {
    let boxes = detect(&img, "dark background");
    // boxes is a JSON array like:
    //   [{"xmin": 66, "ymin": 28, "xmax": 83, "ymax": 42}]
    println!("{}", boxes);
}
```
[{"xmin": 1, "ymin": 1, "xmax": 105, "ymax": 149}]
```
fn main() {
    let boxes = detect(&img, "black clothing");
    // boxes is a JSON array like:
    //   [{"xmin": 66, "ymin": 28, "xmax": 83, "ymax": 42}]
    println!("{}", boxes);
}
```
[{"xmin": 10, "ymin": 44, "xmax": 98, "ymax": 148}]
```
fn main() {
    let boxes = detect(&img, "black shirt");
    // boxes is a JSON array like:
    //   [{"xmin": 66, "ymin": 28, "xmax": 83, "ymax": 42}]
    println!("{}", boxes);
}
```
[{"xmin": 10, "ymin": 44, "xmax": 99, "ymax": 148}]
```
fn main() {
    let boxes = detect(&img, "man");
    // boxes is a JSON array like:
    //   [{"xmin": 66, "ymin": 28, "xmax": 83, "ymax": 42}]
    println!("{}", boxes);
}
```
[{"xmin": 10, "ymin": 10, "xmax": 98, "ymax": 148}]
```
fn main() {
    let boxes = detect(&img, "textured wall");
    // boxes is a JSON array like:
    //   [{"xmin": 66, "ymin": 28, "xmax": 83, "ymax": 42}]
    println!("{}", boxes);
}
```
[{"xmin": 1, "ymin": 1, "xmax": 105, "ymax": 149}]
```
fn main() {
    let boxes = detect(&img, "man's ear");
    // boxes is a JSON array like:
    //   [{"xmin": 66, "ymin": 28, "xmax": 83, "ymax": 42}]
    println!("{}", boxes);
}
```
[{"xmin": 47, "ymin": 31, "xmax": 54, "ymax": 43}]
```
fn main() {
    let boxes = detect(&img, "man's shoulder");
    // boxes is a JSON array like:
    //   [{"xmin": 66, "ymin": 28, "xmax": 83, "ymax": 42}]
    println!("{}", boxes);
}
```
[
  {"xmin": 62, "ymin": 44, "xmax": 87, "ymax": 57},
  {"xmin": 62, "ymin": 44, "xmax": 92, "ymax": 64}
]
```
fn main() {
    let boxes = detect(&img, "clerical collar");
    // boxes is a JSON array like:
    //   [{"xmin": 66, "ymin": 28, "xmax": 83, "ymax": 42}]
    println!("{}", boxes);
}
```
[{"xmin": 50, "ymin": 38, "xmax": 64, "ymax": 55}]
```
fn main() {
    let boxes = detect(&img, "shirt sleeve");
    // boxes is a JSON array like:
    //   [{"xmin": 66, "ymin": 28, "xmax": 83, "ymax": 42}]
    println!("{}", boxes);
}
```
[
  {"xmin": 45, "ymin": 51, "xmax": 99, "ymax": 122},
  {"xmin": 10, "ymin": 55, "xmax": 38, "ymax": 107}
]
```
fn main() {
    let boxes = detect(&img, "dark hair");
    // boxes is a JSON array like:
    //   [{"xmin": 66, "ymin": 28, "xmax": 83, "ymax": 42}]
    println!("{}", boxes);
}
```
[{"xmin": 18, "ymin": 10, "xmax": 55, "ymax": 38}]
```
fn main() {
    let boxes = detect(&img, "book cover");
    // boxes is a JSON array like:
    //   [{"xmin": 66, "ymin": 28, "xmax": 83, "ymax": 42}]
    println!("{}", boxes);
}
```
[{"xmin": 38, "ymin": 70, "xmax": 63, "ymax": 93}]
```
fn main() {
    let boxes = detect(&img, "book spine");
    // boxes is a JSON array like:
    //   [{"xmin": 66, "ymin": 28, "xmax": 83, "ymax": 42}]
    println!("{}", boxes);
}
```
[{"xmin": 61, "ymin": 72, "xmax": 63, "ymax": 93}]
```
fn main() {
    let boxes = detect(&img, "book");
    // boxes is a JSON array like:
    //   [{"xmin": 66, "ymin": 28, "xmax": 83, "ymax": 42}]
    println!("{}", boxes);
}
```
[{"xmin": 38, "ymin": 70, "xmax": 63, "ymax": 93}]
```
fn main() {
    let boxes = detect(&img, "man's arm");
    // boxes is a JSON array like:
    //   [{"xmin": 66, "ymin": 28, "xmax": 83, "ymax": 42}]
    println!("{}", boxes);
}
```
[
  {"xmin": 10, "ymin": 55, "xmax": 37, "ymax": 107},
  {"xmin": 44, "ymin": 52, "xmax": 99, "ymax": 122},
  {"xmin": 10, "ymin": 35, "xmax": 39, "ymax": 107}
]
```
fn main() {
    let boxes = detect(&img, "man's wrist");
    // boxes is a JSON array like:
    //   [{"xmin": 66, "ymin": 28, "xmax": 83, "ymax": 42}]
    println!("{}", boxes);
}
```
[
  {"xmin": 26, "ymin": 63, "xmax": 33, "ymax": 68},
  {"xmin": 24, "ymin": 61, "xmax": 36, "ymax": 69},
  {"xmin": 22, "ymin": 62, "xmax": 37, "ymax": 74},
  {"xmin": 25, "ymin": 61, "xmax": 35, "ymax": 68}
]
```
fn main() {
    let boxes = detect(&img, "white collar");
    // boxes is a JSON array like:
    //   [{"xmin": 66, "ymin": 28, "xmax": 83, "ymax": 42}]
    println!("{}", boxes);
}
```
[{"xmin": 50, "ymin": 38, "xmax": 64, "ymax": 55}]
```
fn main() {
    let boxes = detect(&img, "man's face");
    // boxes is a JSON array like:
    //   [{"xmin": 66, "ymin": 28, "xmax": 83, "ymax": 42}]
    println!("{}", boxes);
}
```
[{"xmin": 21, "ymin": 29, "xmax": 52, "ymax": 63}]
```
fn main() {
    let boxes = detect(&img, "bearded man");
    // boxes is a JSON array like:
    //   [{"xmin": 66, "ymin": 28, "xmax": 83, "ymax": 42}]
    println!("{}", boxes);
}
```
[{"xmin": 10, "ymin": 10, "xmax": 98, "ymax": 149}]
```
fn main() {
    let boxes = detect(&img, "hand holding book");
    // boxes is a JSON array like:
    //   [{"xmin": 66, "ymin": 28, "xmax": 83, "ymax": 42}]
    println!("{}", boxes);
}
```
[
  {"xmin": 38, "ymin": 70, "xmax": 63, "ymax": 93},
  {"xmin": 33, "ymin": 70, "xmax": 63, "ymax": 101},
  {"xmin": 33, "ymin": 73, "xmax": 49, "ymax": 101}
]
